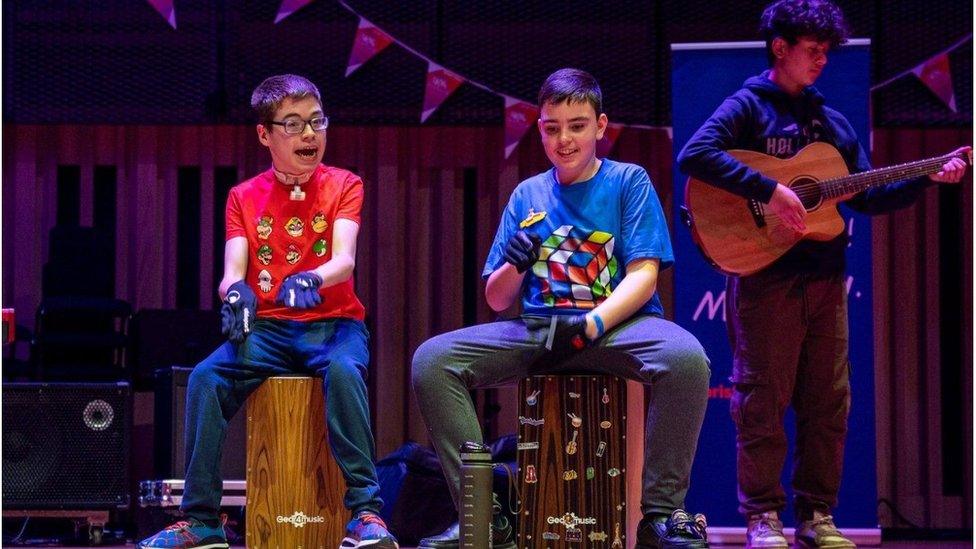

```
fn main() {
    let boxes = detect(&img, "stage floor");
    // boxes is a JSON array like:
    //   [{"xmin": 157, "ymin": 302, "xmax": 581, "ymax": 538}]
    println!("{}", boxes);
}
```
[{"xmin": 50, "ymin": 543, "xmax": 972, "ymax": 548}]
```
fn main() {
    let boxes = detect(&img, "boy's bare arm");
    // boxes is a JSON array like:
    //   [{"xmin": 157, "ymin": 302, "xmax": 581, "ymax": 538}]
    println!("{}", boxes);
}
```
[
  {"xmin": 218, "ymin": 236, "xmax": 249, "ymax": 299},
  {"xmin": 584, "ymin": 258, "xmax": 659, "ymax": 339},
  {"xmin": 310, "ymin": 218, "xmax": 359, "ymax": 287}
]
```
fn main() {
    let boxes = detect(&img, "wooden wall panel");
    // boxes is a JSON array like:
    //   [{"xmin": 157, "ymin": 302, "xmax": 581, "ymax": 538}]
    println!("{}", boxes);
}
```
[
  {"xmin": 1, "ymin": 124, "xmax": 970, "ymax": 528},
  {"xmin": 872, "ymin": 128, "xmax": 973, "ymax": 529}
]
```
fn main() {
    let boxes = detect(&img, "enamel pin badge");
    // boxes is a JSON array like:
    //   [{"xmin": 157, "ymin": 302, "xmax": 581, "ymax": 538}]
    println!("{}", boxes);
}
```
[{"xmin": 519, "ymin": 208, "xmax": 547, "ymax": 228}]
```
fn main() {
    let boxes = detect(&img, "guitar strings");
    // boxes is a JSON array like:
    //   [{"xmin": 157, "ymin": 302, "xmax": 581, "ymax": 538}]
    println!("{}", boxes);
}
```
[{"xmin": 784, "ymin": 156, "xmax": 954, "ymax": 204}]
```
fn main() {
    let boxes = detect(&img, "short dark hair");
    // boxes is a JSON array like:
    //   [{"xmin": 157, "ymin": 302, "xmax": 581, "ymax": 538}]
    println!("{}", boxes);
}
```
[
  {"xmin": 760, "ymin": 0, "xmax": 849, "ymax": 65},
  {"xmin": 250, "ymin": 74, "xmax": 322, "ymax": 127},
  {"xmin": 537, "ymin": 68, "xmax": 603, "ymax": 115}
]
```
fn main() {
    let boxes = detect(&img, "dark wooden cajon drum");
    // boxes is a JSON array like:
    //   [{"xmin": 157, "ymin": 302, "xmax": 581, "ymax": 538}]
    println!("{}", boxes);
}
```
[
  {"xmin": 246, "ymin": 376, "xmax": 346, "ymax": 549},
  {"xmin": 517, "ymin": 374, "xmax": 644, "ymax": 549}
]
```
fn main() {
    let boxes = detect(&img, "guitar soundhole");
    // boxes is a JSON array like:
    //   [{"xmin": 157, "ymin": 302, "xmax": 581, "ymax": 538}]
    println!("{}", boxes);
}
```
[{"xmin": 790, "ymin": 178, "xmax": 823, "ymax": 211}]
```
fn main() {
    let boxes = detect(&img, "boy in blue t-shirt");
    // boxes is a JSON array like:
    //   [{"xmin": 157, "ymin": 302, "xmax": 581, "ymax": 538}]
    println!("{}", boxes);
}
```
[{"xmin": 412, "ymin": 68, "xmax": 712, "ymax": 549}]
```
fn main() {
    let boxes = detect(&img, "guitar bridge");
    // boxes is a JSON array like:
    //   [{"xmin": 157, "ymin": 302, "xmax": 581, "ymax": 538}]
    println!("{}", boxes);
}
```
[{"xmin": 747, "ymin": 199, "xmax": 766, "ymax": 228}]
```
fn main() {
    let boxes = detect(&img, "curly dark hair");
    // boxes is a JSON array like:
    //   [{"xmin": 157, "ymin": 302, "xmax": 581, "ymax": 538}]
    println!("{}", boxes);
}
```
[{"xmin": 759, "ymin": 0, "xmax": 850, "ymax": 64}]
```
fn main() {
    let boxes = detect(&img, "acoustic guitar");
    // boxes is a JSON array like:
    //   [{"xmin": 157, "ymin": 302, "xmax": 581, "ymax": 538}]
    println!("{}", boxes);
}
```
[
  {"xmin": 683, "ymin": 142, "xmax": 971, "ymax": 276},
  {"xmin": 566, "ymin": 430, "xmax": 578, "ymax": 455}
]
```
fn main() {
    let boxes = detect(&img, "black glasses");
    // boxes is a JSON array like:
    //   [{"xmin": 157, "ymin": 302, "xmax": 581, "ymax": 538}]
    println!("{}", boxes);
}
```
[{"xmin": 268, "ymin": 116, "xmax": 329, "ymax": 135}]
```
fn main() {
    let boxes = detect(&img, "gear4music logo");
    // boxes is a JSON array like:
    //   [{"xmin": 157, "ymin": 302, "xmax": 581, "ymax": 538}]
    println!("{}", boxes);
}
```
[
  {"xmin": 547, "ymin": 512, "xmax": 597, "ymax": 528},
  {"xmin": 276, "ymin": 511, "xmax": 325, "ymax": 528}
]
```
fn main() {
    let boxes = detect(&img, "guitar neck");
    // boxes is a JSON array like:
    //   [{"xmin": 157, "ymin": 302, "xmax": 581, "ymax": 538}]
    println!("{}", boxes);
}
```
[{"xmin": 820, "ymin": 152, "xmax": 966, "ymax": 199}]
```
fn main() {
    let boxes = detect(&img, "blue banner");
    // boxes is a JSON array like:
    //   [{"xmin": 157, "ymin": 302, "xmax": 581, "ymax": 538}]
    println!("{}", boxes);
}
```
[{"xmin": 671, "ymin": 40, "xmax": 876, "ymax": 528}]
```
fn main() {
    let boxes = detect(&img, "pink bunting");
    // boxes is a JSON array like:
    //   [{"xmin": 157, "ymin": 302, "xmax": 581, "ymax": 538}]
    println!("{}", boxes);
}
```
[
  {"xmin": 146, "ymin": 0, "xmax": 176, "ymax": 29},
  {"xmin": 596, "ymin": 123, "xmax": 625, "ymax": 157},
  {"xmin": 275, "ymin": 0, "xmax": 315, "ymax": 24},
  {"xmin": 421, "ymin": 63, "xmax": 465, "ymax": 123},
  {"xmin": 346, "ymin": 18, "xmax": 395, "ymax": 77},
  {"xmin": 503, "ymin": 97, "xmax": 539, "ymax": 159},
  {"xmin": 912, "ymin": 53, "xmax": 957, "ymax": 113}
]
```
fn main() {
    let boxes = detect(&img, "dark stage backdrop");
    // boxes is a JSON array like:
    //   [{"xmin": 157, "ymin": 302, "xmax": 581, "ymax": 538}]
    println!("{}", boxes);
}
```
[
  {"xmin": 1, "ymin": 124, "xmax": 970, "ymax": 528},
  {"xmin": 1, "ymin": 0, "xmax": 972, "ymax": 127}
]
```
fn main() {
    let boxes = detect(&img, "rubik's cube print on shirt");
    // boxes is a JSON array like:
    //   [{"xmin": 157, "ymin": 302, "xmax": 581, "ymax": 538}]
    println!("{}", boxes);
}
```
[
  {"xmin": 483, "ymin": 159, "xmax": 674, "ymax": 317},
  {"xmin": 533, "ymin": 225, "xmax": 618, "ymax": 309}
]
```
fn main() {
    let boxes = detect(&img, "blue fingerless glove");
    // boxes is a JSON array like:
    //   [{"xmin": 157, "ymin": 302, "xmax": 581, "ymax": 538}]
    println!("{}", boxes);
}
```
[
  {"xmin": 275, "ymin": 271, "xmax": 324, "ymax": 309},
  {"xmin": 220, "ymin": 280, "xmax": 257, "ymax": 343}
]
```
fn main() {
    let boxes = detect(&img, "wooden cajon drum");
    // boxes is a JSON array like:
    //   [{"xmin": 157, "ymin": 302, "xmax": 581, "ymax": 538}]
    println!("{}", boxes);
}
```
[
  {"xmin": 246, "ymin": 376, "xmax": 346, "ymax": 549},
  {"xmin": 516, "ymin": 374, "xmax": 644, "ymax": 549}
]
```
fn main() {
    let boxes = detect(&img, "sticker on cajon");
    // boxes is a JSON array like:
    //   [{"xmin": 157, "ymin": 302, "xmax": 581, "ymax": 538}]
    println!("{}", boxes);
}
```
[{"xmin": 517, "ymin": 375, "xmax": 629, "ymax": 548}]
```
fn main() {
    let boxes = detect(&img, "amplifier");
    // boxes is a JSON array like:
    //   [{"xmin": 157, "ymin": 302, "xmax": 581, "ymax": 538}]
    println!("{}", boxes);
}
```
[{"xmin": 2, "ymin": 382, "xmax": 131, "ymax": 509}]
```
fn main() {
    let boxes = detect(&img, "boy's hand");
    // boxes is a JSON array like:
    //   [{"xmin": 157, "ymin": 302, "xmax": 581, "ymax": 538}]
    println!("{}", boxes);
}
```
[
  {"xmin": 929, "ymin": 146, "xmax": 971, "ymax": 183},
  {"xmin": 768, "ymin": 183, "xmax": 806, "ymax": 233},
  {"xmin": 547, "ymin": 314, "xmax": 592, "ymax": 354},
  {"xmin": 221, "ymin": 280, "xmax": 257, "ymax": 343},
  {"xmin": 275, "ymin": 271, "xmax": 324, "ymax": 309},
  {"xmin": 504, "ymin": 230, "xmax": 542, "ymax": 273}
]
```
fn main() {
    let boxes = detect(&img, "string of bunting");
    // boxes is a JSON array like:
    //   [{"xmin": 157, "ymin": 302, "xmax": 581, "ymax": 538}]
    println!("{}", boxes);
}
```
[
  {"xmin": 869, "ymin": 33, "xmax": 971, "ymax": 114},
  {"xmin": 147, "ymin": 1, "xmax": 968, "ymax": 151},
  {"xmin": 322, "ymin": 0, "xmax": 642, "ymax": 158}
]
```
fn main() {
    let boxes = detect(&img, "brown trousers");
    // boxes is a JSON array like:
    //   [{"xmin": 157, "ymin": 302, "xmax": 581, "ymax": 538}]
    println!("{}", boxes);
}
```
[{"xmin": 726, "ymin": 270, "xmax": 851, "ymax": 519}]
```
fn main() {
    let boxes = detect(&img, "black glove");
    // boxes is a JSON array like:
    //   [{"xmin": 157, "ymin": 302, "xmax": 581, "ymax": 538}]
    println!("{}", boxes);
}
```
[
  {"xmin": 504, "ymin": 230, "xmax": 542, "ymax": 274},
  {"xmin": 546, "ymin": 314, "xmax": 592, "ymax": 354},
  {"xmin": 275, "ymin": 271, "xmax": 324, "ymax": 309},
  {"xmin": 221, "ymin": 280, "xmax": 257, "ymax": 343}
]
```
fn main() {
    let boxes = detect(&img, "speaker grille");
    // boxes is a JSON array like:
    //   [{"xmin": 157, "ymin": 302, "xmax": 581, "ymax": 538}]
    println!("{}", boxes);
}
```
[{"xmin": 2, "ymin": 383, "xmax": 130, "ymax": 509}]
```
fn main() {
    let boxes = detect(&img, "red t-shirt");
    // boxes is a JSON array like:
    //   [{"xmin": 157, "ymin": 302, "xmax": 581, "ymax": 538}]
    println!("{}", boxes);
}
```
[{"xmin": 225, "ymin": 164, "xmax": 366, "ymax": 321}]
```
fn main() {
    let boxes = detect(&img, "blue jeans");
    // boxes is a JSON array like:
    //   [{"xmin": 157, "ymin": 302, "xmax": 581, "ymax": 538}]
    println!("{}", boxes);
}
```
[{"xmin": 180, "ymin": 318, "xmax": 382, "ymax": 520}]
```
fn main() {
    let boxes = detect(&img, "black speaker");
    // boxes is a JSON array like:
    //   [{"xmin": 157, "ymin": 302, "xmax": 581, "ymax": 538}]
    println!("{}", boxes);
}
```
[
  {"xmin": 154, "ymin": 367, "xmax": 247, "ymax": 479},
  {"xmin": 2, "ymin": 382, "xmax": 131, "ymax": 509}
]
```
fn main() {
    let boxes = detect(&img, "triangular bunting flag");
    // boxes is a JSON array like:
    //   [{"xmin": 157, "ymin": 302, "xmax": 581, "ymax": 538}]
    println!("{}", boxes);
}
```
[
  {"xmin": 912, "ymin": 53, "xmax": 957, "ymax": 113},
  {"xmin": 346, "ymin": 18, "xmax": 395, "ymax": 77},
  {"xmin": 596, "ymin": 123, "xmax": 625, "ymax": 157},
  {"xmin": 421, "ymin": 63, "xmax": 465, "ymax": 123},
  {"xmin": 275, "ymin": 0, "xmax": 315, "ymax": 24},
  {"xmin": 503, "ymin": 97, "xmax": 539, "ymax": 159},
  {"xmin": 146, "ymin": 0, "xmax": 176, "ymax": 29}
]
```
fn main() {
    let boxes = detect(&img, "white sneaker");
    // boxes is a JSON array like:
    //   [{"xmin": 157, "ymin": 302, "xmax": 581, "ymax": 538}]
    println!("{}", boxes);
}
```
[
  {"xmin": 746, "ymin": 511, "xmax": 788, "ymax": 549},
  {"xmin": 795, "ymin": 511, "xmax": 856, "ymax": 548}
]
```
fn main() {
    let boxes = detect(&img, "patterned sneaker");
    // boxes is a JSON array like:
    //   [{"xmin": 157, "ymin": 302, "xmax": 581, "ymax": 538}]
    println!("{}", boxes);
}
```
[
  {"xmin": 635, "ymin": 508, "xmax": 709, "ymax": 548},
  {"xmin": 746, "ymin": 511, "xmax": 788, "ymax": 549},
  {"xmin": 795, "ymin": 511, "xmax": 856, "ymax": 548},
  {"xmin": 340, "ymin": 510, "xmax": 399, "ymax": 548},
  {"xmin": 137, "ymin": 518, "xmax": 228, "ymax": 549}
]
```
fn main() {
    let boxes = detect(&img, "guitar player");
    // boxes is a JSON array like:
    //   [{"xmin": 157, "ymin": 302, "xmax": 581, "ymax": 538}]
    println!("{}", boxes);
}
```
[{"xmin": 676, "ymin": 1, "xmax": 968, "ymax": 548}]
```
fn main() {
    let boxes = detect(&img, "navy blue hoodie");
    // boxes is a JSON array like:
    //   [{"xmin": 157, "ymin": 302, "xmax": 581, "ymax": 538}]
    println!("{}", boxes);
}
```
[{"xmin": 677, "ymin": 70, "xmax": 931, "ymax": 275}]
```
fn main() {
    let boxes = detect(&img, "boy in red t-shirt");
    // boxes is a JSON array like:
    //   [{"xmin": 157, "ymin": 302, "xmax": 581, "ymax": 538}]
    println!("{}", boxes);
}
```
[{"xmin": 139, "ymin": 75, "xmax": 397, "ymax": 549}]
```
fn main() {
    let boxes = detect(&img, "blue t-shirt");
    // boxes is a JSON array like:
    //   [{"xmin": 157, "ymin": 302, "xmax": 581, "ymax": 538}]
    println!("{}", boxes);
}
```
[{"xmin": 483, "ymin": 159, "xmax": 673, "ymax": 316}]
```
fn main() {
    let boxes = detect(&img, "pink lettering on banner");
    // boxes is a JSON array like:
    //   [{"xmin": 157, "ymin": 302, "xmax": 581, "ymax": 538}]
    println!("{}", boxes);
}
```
[
  {"xmin": 346, "ymin": 18, "xmax": 394, "ymax": 77},
  {"xmin": 708, "ymin": 384, "xmax": 734, "ymax": 400},
  {"xmin": 503, "ymin": 97, "xmax": 539, "ymax": 159},
  {"xmin": 421, "ymin": 63, "xmax": 465, "ymax": 122},
  {"xmin": 692, "ymin": 290, "xmax": 725, "ymax": 322}
]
